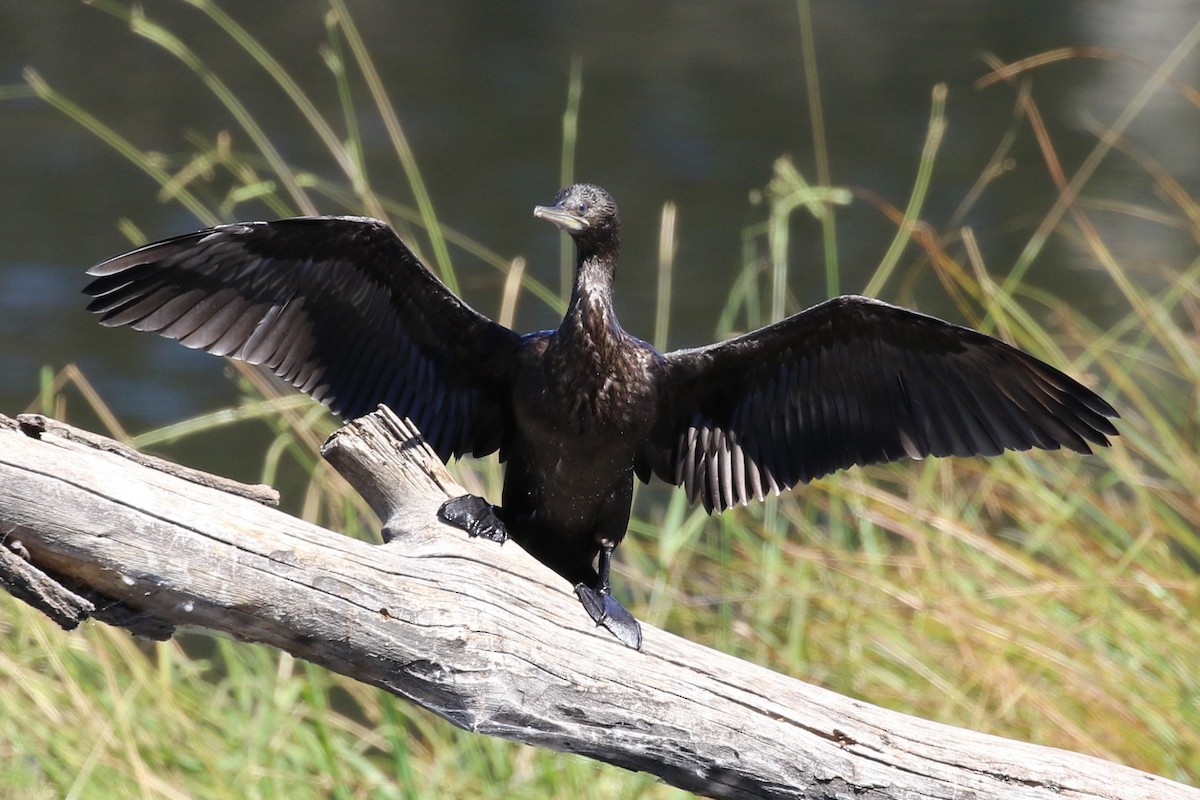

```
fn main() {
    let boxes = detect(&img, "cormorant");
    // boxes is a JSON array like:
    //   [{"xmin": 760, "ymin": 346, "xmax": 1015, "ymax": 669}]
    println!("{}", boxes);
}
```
[{"xmin": 84, "ymin": 183, "xmax": 1119, "ymax": 649}]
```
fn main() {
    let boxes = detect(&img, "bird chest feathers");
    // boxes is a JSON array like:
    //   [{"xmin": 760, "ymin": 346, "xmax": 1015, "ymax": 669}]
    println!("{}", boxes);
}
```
[{"xmin": 520, "ymin": 309, "xmax": 657, "ymax": 441}]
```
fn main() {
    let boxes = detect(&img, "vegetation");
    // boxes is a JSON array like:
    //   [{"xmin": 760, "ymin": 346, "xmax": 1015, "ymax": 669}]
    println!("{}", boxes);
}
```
[{"xmin": 2, "ymin": 2, "xmax": 1197, "ymax": 797}]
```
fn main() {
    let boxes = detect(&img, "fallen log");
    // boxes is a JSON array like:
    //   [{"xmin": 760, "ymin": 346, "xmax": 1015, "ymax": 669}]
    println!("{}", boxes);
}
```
[{"xmin": 0, "ymin": 409, "xmax": 1192, "ymax": 800}]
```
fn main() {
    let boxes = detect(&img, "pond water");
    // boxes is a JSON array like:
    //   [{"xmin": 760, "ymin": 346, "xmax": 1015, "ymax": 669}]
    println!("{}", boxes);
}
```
[{"xmin": 1, "ymin": 1, "xmax": 1197, "ymax": 481}]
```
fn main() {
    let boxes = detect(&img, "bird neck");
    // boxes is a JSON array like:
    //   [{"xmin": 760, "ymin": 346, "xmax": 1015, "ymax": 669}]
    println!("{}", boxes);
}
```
[{"xmin": 561, "ymin": 252, "xmax": 621, "ymax": 345}]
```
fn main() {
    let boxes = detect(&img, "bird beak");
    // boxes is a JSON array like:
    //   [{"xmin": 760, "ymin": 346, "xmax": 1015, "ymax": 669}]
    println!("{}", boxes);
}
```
[{"xmin": 533, "ymin": 203, "xmax": 589, "ymax": 233}]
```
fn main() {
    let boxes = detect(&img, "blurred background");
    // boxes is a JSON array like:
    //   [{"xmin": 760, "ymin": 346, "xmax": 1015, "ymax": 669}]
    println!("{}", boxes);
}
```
[{"xmin": 3, "ymin": 1, "xmax": 1197, "ymax": 447}]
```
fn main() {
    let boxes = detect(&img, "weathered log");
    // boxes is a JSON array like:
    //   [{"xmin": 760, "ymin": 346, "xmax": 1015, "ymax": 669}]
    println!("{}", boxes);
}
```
[
  {"xmin": 0, "ymin": 530, "xmax": 94, "ymax": 629},
  {"xmin": 0, "ymin": 409, "xmax": 1193, "ymax": 800}
]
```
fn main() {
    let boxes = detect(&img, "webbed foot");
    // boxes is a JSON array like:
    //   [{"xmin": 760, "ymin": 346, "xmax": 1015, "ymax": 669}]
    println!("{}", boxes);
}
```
[
  {"xmin": 437, "ymin": 495, "xmax": 508, "ymax": 544},
  {"xmin": 575, "ymin": 583, "xmax": 643, "ymax": 650}
]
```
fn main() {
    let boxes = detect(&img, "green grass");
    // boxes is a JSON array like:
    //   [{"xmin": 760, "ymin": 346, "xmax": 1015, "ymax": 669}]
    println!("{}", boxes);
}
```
[{"xmin": 3, "ymin": 2, "xmax": 1199, "ymax": 797}]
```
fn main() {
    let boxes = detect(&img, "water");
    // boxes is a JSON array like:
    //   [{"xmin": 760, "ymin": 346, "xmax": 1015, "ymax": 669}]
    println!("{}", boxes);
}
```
[{"xmin": 2, "ymin": 0, "xmax": 1197, "ymax": 477}]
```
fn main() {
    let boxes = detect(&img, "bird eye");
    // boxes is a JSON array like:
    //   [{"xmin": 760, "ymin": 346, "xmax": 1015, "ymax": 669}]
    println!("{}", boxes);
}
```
[{"xmin": 574, "ymin": 202, "xmax": 589, "ymax": 215}]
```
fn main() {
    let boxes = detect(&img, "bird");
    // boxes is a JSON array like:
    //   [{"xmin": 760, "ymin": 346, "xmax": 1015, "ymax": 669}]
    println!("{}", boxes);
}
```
[{"xmin": 83, "ymin": 183, "xmax": 1119, "ymax": 649}]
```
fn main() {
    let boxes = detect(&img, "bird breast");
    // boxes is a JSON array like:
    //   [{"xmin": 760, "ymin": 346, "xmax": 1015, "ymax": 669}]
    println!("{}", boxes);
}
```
[{"xmin": 516, "ymin": 325, "xmax": 659, "ymax": 444}]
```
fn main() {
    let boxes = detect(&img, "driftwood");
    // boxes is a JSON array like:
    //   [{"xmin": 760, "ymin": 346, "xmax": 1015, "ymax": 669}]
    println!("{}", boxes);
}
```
[{"xmin": 0, "ymin": 408, "xmax": 1194, "ymax": 800}]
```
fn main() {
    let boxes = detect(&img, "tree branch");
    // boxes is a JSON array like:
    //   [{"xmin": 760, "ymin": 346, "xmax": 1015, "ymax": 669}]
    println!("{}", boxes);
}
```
[{"xmin": 0, "ymin": 410, "xmax": 1193, "ymax": 800}]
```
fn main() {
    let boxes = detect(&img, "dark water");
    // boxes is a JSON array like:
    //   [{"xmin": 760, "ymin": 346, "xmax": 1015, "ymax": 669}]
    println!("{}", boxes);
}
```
[{"xmin": 2, "ymin": 1, "xmax": 1197, "ymax": 479}]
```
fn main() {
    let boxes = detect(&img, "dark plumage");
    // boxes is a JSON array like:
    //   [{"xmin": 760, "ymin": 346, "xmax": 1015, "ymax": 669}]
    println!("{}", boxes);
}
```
[{"xmin": 84, "ymin": 183, "xmax": 1119, "ymax": 649}]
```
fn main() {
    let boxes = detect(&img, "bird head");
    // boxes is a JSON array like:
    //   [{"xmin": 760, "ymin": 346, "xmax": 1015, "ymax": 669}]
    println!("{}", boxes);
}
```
[{"xmin": 534, "ymin": 183, "xmax": 620, "ymax": 258}]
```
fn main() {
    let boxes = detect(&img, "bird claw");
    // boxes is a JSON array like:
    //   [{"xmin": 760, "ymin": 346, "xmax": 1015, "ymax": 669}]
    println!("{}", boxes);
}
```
[
  {"xmin": 439, "ymin": 496, "xmax": 642, "ymax": 649},
  {"xmin": 437, "ymin": 495, "xmax": 508, "ymax": 544},
  {"xmin": 575, "ymin": 584, "xmax": 643, "ymax": 650}
]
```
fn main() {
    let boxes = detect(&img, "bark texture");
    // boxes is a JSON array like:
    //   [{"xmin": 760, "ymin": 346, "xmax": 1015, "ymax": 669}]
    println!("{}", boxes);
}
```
[{"xmin": 0, "ymin": 410, "xmax": 1193, "ymax": 800}]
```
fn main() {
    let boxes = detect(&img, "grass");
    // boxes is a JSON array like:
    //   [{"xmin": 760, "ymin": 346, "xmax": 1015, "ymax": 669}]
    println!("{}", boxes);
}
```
[{"xmin": 3, "ymin": 1, "xmax": 1199, "ymax": 797}]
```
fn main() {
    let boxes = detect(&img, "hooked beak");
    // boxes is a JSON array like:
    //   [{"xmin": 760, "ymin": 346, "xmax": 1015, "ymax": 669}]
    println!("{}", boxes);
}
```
[{"xmin": 533, "ymin": 202, "xmax": 589, "ymax": 233}]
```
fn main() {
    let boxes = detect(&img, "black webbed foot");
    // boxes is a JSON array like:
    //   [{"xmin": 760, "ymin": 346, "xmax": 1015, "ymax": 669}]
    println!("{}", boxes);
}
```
[
  {"xmin": 574, "ymin": 584, "xmax": 643, "ymax": 650},
  {"xmin": 573, "ymin": 542, "xmax": 642, "ymax": 649},
  {"xmin": 437, "ymin": 495, "xmax": 508, "ymax": 544}
]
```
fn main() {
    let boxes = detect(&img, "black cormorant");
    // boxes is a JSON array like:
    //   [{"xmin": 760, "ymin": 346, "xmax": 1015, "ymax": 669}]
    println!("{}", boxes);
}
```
[{"xmin": 84, "ymin": 184, "xmax": 1119, "ymax": 649}]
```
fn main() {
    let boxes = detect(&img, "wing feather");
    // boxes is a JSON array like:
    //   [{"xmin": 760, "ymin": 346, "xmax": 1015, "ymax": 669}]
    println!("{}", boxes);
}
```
[
  {"xmin": 85, "ymin": 216, "xmax": 521, "ymax": 461},
  {"xmin": 645, "ymin": 295, "xmax": 1118, "ymax": 513}
]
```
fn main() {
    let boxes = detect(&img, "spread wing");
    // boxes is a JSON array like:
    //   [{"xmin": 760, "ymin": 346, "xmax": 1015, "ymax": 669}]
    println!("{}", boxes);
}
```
[
  {"xmin": 84, "ymin": 216, "xmax": 522, "ymax": 461},
  {"xmin": 640, "ymin": 295, "xmax": 1118, "ymax": 512}
]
